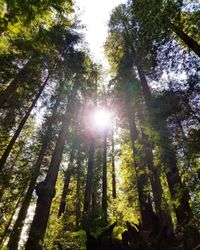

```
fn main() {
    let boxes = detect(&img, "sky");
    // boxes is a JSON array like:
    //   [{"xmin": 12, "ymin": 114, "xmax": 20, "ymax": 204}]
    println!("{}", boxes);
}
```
[{"xmin": 75, "ymin": 0, "xmax": 126, "ymax": 68}]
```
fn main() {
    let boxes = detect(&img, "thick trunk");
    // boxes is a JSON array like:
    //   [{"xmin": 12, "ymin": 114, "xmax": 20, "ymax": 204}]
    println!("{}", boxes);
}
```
[
  {"xmin": 143, "ymin": 135, "xmax": 163, "ymax": 217},
  {"xmin": 161, "ymin": 127, "xmax": 192, "ymax": 224},
  {"xmin": 0, "ymin": 68, "xmax": 53, "ymax": 172},
  {"xmin": 75, "ymin": 151, "xmax": 81, "ymax": 227},
  {"xmin": 127, "ymin": 105, "xmax": 150, "ymax": 229},
  {"xmin": 58, "ymin": 152, "xmax": 74, "ymax": 217},
  {"xmin": 25, "ymin": 192, "xmax": 53, "ymax": 250},
  {"xmin": 117, "ymin": 6, "xmax": 194, "ymax": 227},
  {"xmin": 57, "ymin": 170, "xmax": 71, "ymax": 217},
  {"xmin": 129, "ymin": 42, "xmax": 193, "ymax": 224},
  {"xmin": 91, "ymin": 158, "xmax": 97, "ymax": 211},
  {"xmin": 167, "ymin": 19, "xmax": 200, "ymax": 58},
  {"xmin": 7, "ymin": 91, "xmax": 61, "ymax": 250},
  {"xmin": 91, "ymin": 153, "xmax": 101, "ymax": 210},
  {"xmin": 25, "ymin": 84, "xmax": 78, "ymax": 250},
  {"xmin": 135, "ymin": 54, "xmax": 192, "ymax": 225},
  {"xmin": 91, "ymin": 187, "xmax": 97, "ymax": 210},
  {"xmin": 140, "ymin": 75, "xmax": 193, "ymax": 223},
  {"xmin": 134, "ymin": 60, "xmax": 192, "ymax": 224},
  {"xmin": 115, "ymin": 8, "xmax": 152, "ymax": 106},
  {"xmin": 83, "ymin": 139, "xmax": 95, "ymax": 212},
  {"xmin": 102, "ymin": 131, "xmax": 108, "ymax": 222},
  {"xmin": 138, "ymin": 112, "xmax": 163, "ymax": 217},
  {"xmin": 135, "ymin": 65, "xmax": 152, "ymax": 104},
  {"xmin": 145, "ymin": 145, "xmax": 162, "ymax": 216},
  {"xmin": 176, "ymin": 118, "xmax": 191, "ymax": 173},
  {"xmin": 111, "ymin": 128, "xmax": 116, "ymax": 199}
]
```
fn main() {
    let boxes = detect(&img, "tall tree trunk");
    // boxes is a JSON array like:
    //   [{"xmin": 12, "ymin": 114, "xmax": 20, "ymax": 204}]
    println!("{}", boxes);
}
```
[
  {"xmin": 83, "ymin": 138, "xmax": 95, "ymax": 213},
  {"xmin": 118, "ymin": 12, "xmax": 194, "ymax": 223},
  {"xmin": 138, "ymin": 112, "xmax": 163, "ymax": 218},
  {"xmin": 137, "ymin": 63, "xmax": 193, "ymax": 223},
  {"xmin": 143, "ymin": 137, "xmax": 162, "ymax": 217},
  {"xmin": 167, "ymin": 19, "xmax": 200, "ymax": 58},
  {"xmin": 91, "ymin": 158, "xmax": 98, "ymax": 211},
  {"xmin": 175, "ymin": 117, "xmax": 191, "ymax": 174},
  {"xmin": 75, "ymin": 150, "xmax": 82, "ymax": 227},
  {"xmin": 116, "ymin": 8, "xmax": 152, "ymax": 107},
  {"xmin": 135, "ymin": 61, "xmax": 193, "ymax": 223},
  {"xmin": 0, "ymin": 67, "xmax": 54, "ymax": 172},
  {"xmin": 111, "ymin": 128, "xmax": 117, "ymax": 199},
  {"xmin": 159, "ymin": 127, "xmax": 192, "ymax": 224},
  {"xmin": 25, "ymin": 83, "xmax": 78, "ymax": 250},
  {"xmin": 58, "ymin": 152, "xmax": 74, "ymax": 217},
  {"xmin": 91, "ymin": 187, "xmax": 97, "ymax": 210},
  {"xmin": 102, "ymin": 130, "xmax": 108, "ymax": 222},
  {"xmin": 127, "ymin": 105, "xmax": 150, "ymax": 230},
  {"xmin": 7, "ymin": 91, "xmax": 61, "ymax": 250}
]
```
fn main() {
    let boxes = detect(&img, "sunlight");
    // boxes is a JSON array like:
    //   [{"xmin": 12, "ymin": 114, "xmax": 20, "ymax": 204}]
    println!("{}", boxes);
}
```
[
  {"xmin": 93, "ymin": 108, "xmax": 111, "ymax": 130},
  {"xmin": 75, "ymin": 0, "xmax": 127, "ymax": 66}
]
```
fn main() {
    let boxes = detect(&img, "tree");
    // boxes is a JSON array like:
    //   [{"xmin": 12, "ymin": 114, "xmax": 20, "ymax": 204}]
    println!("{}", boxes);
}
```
[
  {"xmin": 0, "ymin": 25, "xmax": 81, "ymax": 172},
  {"xmin": 111, "ymin": 128, "xmax": 117, "ymax": 199},
  {"xmin": 131, "ymin": 0, "xmax": 200, "ymax": 57},
  {"xmin": 0, "ymin": 66, "xmax": 54, "ymax": 172},
  {"xmin": 105, "ymin": 3, "xmax": 195, "ymax": 226},
  {"xmin": 7, "ymin": 84, "xmax": 63, "ymax": 250},
  {"xmin": 1, "ymin": 0, "xmax": 200, "ymax": 248},
  {"xmin": 58, "ymin": 151, "xmax": 74, "ymax": 217},
  {"xmin": 83, "ymin": 138, "xmax": 95, "ymax": 214},
  {"xmin": 75, "ymin": 149, "xmax": 82, "ymax": 227},
  {"xmin": 102, "ymin": 129, "xmax": 108, "ymax": 222},
  {"xmin": 25, "ymin": 78, "xmax": 80, "ymax": 250}
]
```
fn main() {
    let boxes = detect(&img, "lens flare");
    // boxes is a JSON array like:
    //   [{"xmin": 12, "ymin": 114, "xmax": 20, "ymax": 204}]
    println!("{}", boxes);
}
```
[{"xmin": 93, "ymin": 109, "xmax": 111, "ymax": 130}]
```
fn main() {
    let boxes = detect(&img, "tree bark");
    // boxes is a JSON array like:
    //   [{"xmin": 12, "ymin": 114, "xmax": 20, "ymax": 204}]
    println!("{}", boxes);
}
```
[
  {"xmin": 102, "ymin": 130, "xmax": 108, "ymax": 222},
  {"xmin": 58, "ymin": 152, "xmax": 74, "ymax": 217},
  {"xmin": 83, "ymin": 138, "xmax": 95, "ymax": 212},
  {"xmin": 91, "ymin": 187, "xmax": 97, "ymax": 210},
  {"xmin": 127, "ymin": 105, "xmax": 150, "ymax": 230},
  {"xmin": 91, "ymin": 159, "xmax": 98, "ymax": 211},
  {"xmin": 160, "ymin": 127, "xmax": 192, "ymax": 224},
  {"xmin": 115, "ymin": 8, "xmax": 152, "ymax": 107},
  {"xmin": 118, "ymin": 13, "xmax": 193, "ymax": 223},
  {"xmin": 75, "ymin": 150, "xmax": 82, "ymax": 227},
  {"xmin": 7, "ymin": 90, "xmax": 61, "ymax": 250},
  {"xmin": 0, "ymin": 67, "xmax": 54, "ymax": 172},
  {"xmin": 138, "ymin": 112, "xmax": 163, "ymax": 218},
  {"xmin": 25, "ymin": 83, "xmax": 78, "ymax": 250},
  {"xmin": 143, "ymin": 139, "xmax": 162, "ymax": 216},
  {"xmin": 136, "ymin": 62, "xmax": 193, "ymax": 223},
  {"xmin": 167, "ymin": 19, "xmax": 200, "ymax": 58},
  {"xmin": 111, "ymin": 128, "xmax": 117, "ymax": 199}
]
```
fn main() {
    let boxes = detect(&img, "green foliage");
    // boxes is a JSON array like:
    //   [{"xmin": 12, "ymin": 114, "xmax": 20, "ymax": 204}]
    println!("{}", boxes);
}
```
[
  {"xmin": 0, "ymin": 0, "xmax": 74, "ymax": 55},
  {"xmin": 0, "ymin": 0, "xmax": 200, "ymax": 249},
  {"xmin": 57, "ymin": 230, "xmax": 86, "ymax": 250},
  {"xmin": 110, "ymin": 140, "xmax": 140, "ymax": 222}
]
